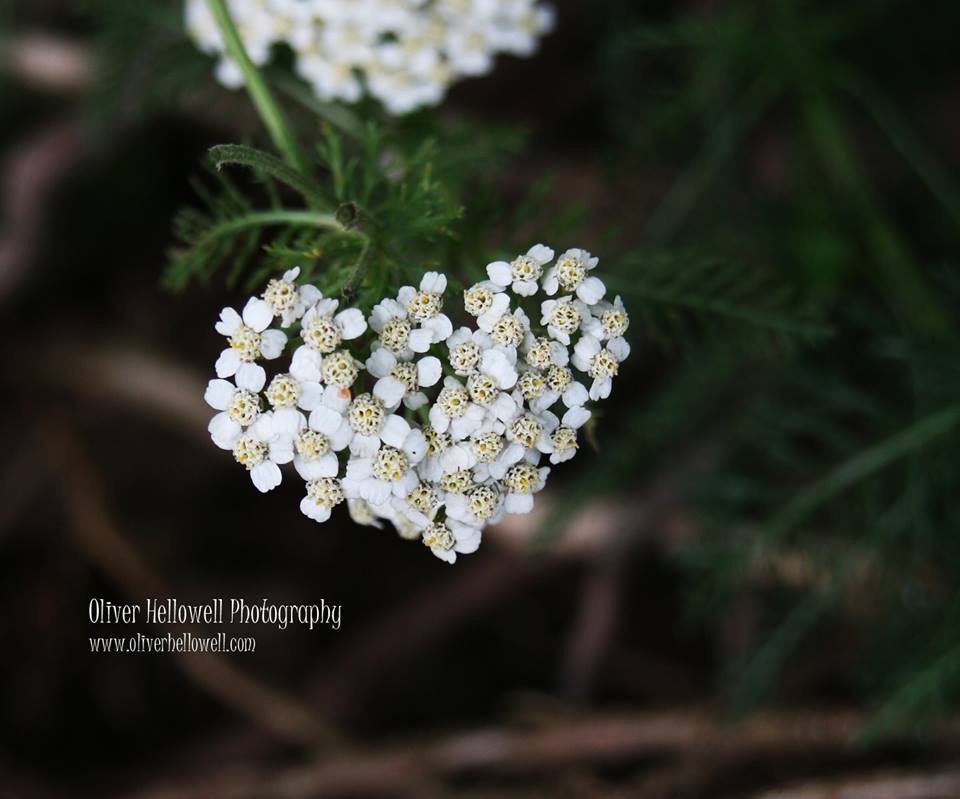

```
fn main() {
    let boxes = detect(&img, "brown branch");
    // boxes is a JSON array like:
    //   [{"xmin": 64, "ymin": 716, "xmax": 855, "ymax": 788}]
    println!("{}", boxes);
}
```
[
  {"xmin": 749, "ymin": 770, "xmax": 960, "ymax": 799},
  {"xmin": 123, "ymin": 708, "xmax": 960, "ymax": 799}
]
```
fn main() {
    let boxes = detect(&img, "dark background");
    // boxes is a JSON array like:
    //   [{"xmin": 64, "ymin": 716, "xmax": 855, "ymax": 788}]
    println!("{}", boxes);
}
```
[{"xmin": 2, "ymin": 0, "xmax": 960, "ymax": 796}]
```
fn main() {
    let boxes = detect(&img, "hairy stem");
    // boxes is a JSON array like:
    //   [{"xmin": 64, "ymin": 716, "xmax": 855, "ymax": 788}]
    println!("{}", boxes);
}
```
[{"xmin": 204, "ymin": 0, "xmax": 304, "ymax": 171}]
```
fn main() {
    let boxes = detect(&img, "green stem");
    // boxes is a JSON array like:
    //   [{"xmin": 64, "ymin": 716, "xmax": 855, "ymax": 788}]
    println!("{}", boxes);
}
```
[
  {"xmin": 201, "ymin": 209, "xmax": 351, "ymax": 244},
  {"xmin": 204, "ymin": 0, "xmax": 304, "ymax": 171}
]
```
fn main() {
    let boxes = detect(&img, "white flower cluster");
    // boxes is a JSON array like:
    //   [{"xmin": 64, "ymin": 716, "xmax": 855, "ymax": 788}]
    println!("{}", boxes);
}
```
[
  {"xmin": 204, "ymin": 248, "xmax": 629, "ymax": 563},
  {"xmin": 185, "ymin": 0, "xmax": 555, "ymax": 115}
]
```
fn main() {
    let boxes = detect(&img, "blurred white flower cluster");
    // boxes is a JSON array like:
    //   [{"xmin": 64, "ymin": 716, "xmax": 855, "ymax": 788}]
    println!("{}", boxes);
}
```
[
  {"xmin": 185, "ymin": 0, "xmax": 555, "ymax": 114},
  {"xmin": 204, "ymin": 247, "xmax": 629, "ymax": 563}
]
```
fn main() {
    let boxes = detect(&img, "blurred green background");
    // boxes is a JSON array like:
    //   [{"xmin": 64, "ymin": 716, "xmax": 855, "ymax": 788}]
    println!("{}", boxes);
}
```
[{"xmin": 2, "ymin": 0, "xmax": 960, "ymax": 796}]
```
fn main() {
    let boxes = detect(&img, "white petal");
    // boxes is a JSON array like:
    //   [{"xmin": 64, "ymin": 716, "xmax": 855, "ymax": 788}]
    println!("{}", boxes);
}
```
[
  {"xmin": 290, "ymin": 346, "xmax": 323, "ymax": 382},
  {"xmin": 204, "ymin": 379, "xmax": 235, "ymax": 410},
  {"xmin": 215, "ymin": 348, "xmax": 241, "ymax": 378},
  {"xmin": 374, "ymin": 375, "xmax": 407, "ymax": 409},
  {"xmin": 328, "ymin": 419, "xmax": 354, "ymax": 451},
  {"xmin": 283, "ymin": 266, "xmax": 301, "ymax": 282},
  {"xmin": 527, "ymin": 243, "xmax": 555, "ymax": 264},
  {"xmin": 480, "ymin": 349, "xmax": 518, "ymax": 389},
  {"xmin": 416, "ymin": 356, "xmax": 442, "ymax": 387},
  {"xmin": 322, "ymin": 384, "xmax": 352, "ymax": 413},
  {"xmin": 420, "ymin": 271, "xmax": 447, "ymax": 293},
  {"xmin": 542, "ymin": 269, "xmax": 559, "ymax": 295},
  {"xmin": 242, "ymin": 297, "xmax": 274, "ymax": 332},
  {"xmin": 260, "ymin": 329, "xmax": 287, "ymax": 359},
  {"xmin": 300, "ymin": 497, "xmax": 331, "ymax": 523},
  {"xmin": 562, "ymin": 382, "xmax": 589, "ymax": 408},
  {"xmin": 486, "ymin": 260, "xmax": 512, "ymax": 287},
  {"xmin": 431, "ymin": 547, "xmax": 457, "ymax": 564},
  {"xmin": 215, "ymin": 307, "xmax": 242, "ymax": 336},
  {"xmin": 235, "ymin": 362, "xmax": 266, "ymax": 392},
  {"xmin": 513, "ymin": 279, "xmax": 538, "ymax": 297},
  {"xmin": 346, "ymin": 456, "xmax": 374, "ymax": 480},
  {"xmin": 250, "ymin": 461, "xmax": 282, "ymax": 492},
  {"xmin": 402, "ymin": 429, "xmax": 427, "ymax": 463},
  {"xmin": 450, "ymin": 413, "xmax": 482, "ymax": 440},
  {"xmin": 504, "ymin": 492, "xmax": 534, "ymax": 514},
  {"xmin": 590, "ymin": 377, "xmax": 612, "ymax": 401},
  {"xmin": 562, "ymin": 406, "xmax": 591, "ymax": 429},
  {"xmin": 299, "ymin": 284, "xmax": 322, "ymax": 308},
  {"xmin": 336, "ymin": 308, "xmax": 367, "ymax": 339},
  {"xmin": 309, "ymin": 406, "xmax": 343, "ymax": 436},
  {"xmin": 404, "ymin": 391, "xmax": 429, "ymax": 410},
  {"xmin": 249, "ymin": 413, "xmax": 274, "ymax": 441},
  {"xmin": 575, "ymin": 335, "xmax": 602, "ymax": 359},
  {"xmin": 366, "ymin": 346, "xmax": 397, "ymax": 378},
  {"xmin": 491, "ymin": 393, "xmax": 518, "ymax": 422},
  {"xmin": 608, "ymin": 337, "xmax": 631, "ymax": 361},
  {"xmin": 576, "ymin": 276, "xmax": 606, "ymax": 305},
  {"xmin": 408, "ymin": 327, "xmax": 433, "ymax": 353},
  {"xmin": 350, "ymin": 434, "xmax": 382, "ymax": 458},
  {"xmin": 272, "ymin": 407, "xmax": 303, "ymax": 439},
  {"xmin": 208, "ymin": 413, "xmax": 241, "ymax": 449},
  {"xmin": 364, "ymin": 479, "xmax": 393, "ymax": 506},
  {"xmin": 298, "ymin": 381, "xmax": 324, "ymax": 411},
  {"xmin": 446, "ymin": 327, "xmax": 471, "ymax": 348},
  {"xmin": 269, "ymin": 440, "xmax": 295, "ymax": 465},
  {"xmin": 453, "ymin": 525, "xmax": 482, "ymax": 554},
  {"xmin": 429, "ymin": 404, "xmax": 449, "ymax": 433},
  {"xmin": 422, "ymin": 314, "xmax": 452, "ymax": 342},
  {"xmin": 380, "ymin": 414, "xmax": 411, "ymax": 448}
]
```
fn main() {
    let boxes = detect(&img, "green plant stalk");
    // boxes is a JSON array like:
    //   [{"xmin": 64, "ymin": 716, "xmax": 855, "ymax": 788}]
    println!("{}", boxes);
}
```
[
  {"xmin": 800, "ymin": 91, "xmax": 953, "ymax": 338},
  {"xmin": 204, "ymin": 0, "xmax": 305, "ymax": 171},
  {"xmin": 199, "ymin": 209, "xmax": 351, "ymax": 243}
]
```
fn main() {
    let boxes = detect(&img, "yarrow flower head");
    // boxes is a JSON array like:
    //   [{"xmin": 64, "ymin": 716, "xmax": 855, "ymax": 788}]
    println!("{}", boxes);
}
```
[
  {"xmin": 185, "ymin": 0, "xmax": 555, "ymax": 115},
  {"xmin": 203, "ymin": 247, "xmax": 629, "ymax": 564}
]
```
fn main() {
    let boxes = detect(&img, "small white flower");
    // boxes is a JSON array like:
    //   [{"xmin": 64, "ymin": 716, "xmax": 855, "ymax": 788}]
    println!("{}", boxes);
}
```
[
  {"xmin": 299, "ymin": 477, "xmax": 345, "ymax": 523},
  {"xmin": 366, "ymin": 347, "xmax": 442, "ymax": 410},
  {"xmin": 341, "ymin": 430, "xmax": 427, "ymax": 505},
  {"xmin": 213, "ymin": 411, "xmax": 294, "ymax": 493},
  {"xmin": 417, "ymin": 424, "xmax": 476, "ymax": 482},
  {"xmin": 421, "ymin": 518, "xmax": 482, "ymax": 564},
  {"xmin": 538, "ymin": 406, "xmax": 591, "ymax": 464},
  {"xmin": 571, "ymin": 335, "xmax": 631, "ymax": 400},
  {"xmin": 501, "ymin": 461, "xmax": 550, "ymax": 515},
  {"xmin": 582, "ymin": 294, "xmax": 630, "ymax": 341},
  {"xmin": 342, "ymin": 392, "xmax": 427, "ymax": 458},
  {"xmin": 542, "ymin": 248, "xmax": 606, "ymax": 305},
  {"xmin": 389, "ymin": 481, "xmax": 441, "ymax": 531},
  {"xmin": 262, "ymin": 266, "xmax": 323, "ymax": 327},
  {"xmin": 477, "ymin": 301, "xmax": 530, "ymax": 353},
  {"xmin": 486, "ymin": 243, "xmax": 554, "ymax": 296},
  {"xmin": 463, "ymin": 280, "xmax": 507, "ymax": 320},
  {"xmin": 522, "ymin": 333, "xmax": 569, "ymax": 371},
  {"xmin": 528, "ymin": 364, "xmax": 590, "ymax": 414},
  {"xmin": 292, "ymin": 415, "xmax": 352, "ymax": 481},
  {"xmin": 447, "ymin": 326, "xmax": 519, "ymax": 389},
  {"xmin": 470, "ymin": 427, "xmax": 524, "ymax": 482},
  {"xmin": 214, "ymin": 297, "xmax": 287, "ymax": 390},
  {"xmin": 428, "ymin": 376, "xmax": 487, "ymax": 440},
  {"xmin": 347, "ymin": 498, "xmax": 385, "ymax": 529},
  {"xmin": 263, "ymin": 372, "xmax": 325, "ymax": 440},
  {"xmin": 371, "ymin": 272, "xmax": 453, "ymax": 357},
  {"xmin": 445, "ymin": 482, "xmax": 505, "ymax": 527},
  {"xmin": 540, "ymin": 296, "xmax": 589, "ymax": 346},
  {"xmin": 205, "ymin": 378, "xmax": 261, "ymax": 448},
  {"xmin": 300, "ymin": 296, "xmax": 367, "ymax": 353}
]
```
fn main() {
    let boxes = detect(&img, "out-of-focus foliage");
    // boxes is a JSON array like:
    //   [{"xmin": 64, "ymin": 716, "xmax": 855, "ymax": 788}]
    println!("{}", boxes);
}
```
[
  {"xmin": 84, "ymin": 0, "xmax": 960, "ymax": 736},
  {"xmin": 595, "ymin": 0, "xmax": 960, "ymax": 733}
]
